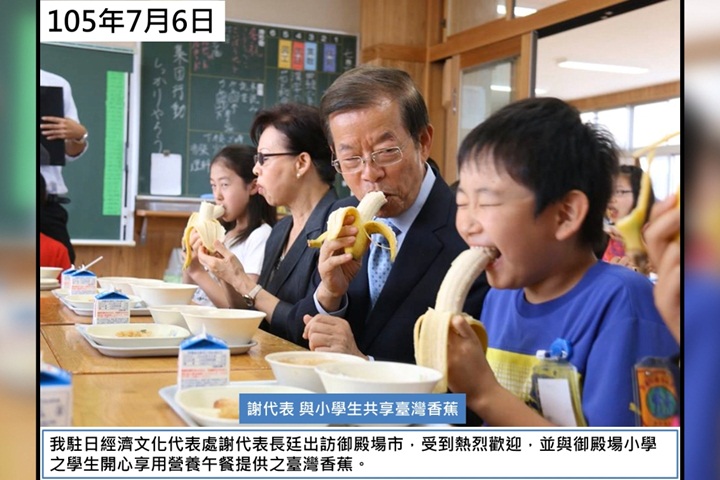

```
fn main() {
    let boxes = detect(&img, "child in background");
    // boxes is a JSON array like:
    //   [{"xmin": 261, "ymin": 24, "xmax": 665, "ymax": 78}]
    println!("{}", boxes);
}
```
[
  {"xmin": 644, "ymin": 108, "xmax": 719, "ymax": 479},
  {"xmin": 183, "ymin": 145, "xmax": 276, "ymax": 307},
  {"xmin": 603, "ymin": 165, "xmax": 655, "ymax": 272},
  {"xmin": 447, "ymin": 98, "xmax": 678, "ymax": 426}
]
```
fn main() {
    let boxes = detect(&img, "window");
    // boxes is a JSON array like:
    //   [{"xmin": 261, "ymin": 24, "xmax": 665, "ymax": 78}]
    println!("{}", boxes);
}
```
[{"xmin": 582, "ymin": 98, "xmax": 680, "ymax": 199}]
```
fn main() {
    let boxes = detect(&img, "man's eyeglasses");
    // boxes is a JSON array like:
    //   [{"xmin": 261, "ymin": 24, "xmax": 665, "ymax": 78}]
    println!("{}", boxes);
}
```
[
  {"xmin": 613, "ymin": 189, "xmax": 633, "ymax": 196},
  {"xmin": 253, "ymin": 151, "xmax": 298, "ymax": 166},
  {"xmin": 331, "ymin": 146, "xmax": 404, "ymax": 174}
]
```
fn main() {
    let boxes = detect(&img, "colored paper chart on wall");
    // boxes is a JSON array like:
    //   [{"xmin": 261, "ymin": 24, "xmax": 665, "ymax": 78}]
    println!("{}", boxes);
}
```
[{"xmin": 139, "ymin": 21, "xmax": 358, "ymax": 197}]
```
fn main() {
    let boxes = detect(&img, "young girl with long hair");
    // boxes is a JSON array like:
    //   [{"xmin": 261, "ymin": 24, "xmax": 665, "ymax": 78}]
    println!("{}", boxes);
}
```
[{"xmin": 183, "ymin": 144, "xmax": 276, "ymax": 307}]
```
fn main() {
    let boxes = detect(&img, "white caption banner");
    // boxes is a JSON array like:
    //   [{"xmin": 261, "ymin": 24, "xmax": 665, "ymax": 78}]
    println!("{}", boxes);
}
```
[
  {"xmin": 41, "ymin": 427, "xmax": 679, "ymax": 479},
  {"xmin": 40, "ymin": 1, "xmax": 225, "ymax": 42}
]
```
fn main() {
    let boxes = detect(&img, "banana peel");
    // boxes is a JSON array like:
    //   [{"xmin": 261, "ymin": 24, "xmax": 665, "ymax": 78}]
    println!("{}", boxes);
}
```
[
  {"xmin": 308, "ymin": 191, "xmax": 398, "ymax": 261},
  {"xmin": 182, "ymin": 202, "xmax": 226, "ymax": 270},
  {"xmin": 414, "ymin": 247, "xmax": 497, "ymax": 393},
  {"xmin": 615, "ymin": 131, "xmax": 680, "ymax": 270}
]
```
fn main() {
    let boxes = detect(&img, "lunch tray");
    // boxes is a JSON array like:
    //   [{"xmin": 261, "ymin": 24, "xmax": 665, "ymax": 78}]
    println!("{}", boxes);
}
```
[
  {"xmin": 75, "ymin": 324, "xmax": 257, "ymax": 358},
  {"xmin": 159, "ymin": 380, "xmax": 278, "ymax": 427}
]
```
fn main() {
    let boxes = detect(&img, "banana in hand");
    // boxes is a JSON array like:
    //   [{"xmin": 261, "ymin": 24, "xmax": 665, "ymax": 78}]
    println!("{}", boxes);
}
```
[
  {"xmin": 308, "ymin": 191, "xmax": 398, "ymax": 261},
  {"xmin": 414, "ymin": 247, "xmax": 497, "ymax": 393},
  {"xmin": 182, "ymin": 201, "xmax": 226, "ymax": 270},
  {"xmin": 615, "ymin": 166, "xmax": 653, "ymax": 270}
]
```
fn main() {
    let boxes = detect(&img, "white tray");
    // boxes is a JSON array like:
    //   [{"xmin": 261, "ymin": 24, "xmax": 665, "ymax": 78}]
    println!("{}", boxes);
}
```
[
  {"xmin": 159, "ymin": 380, "xmax": 277, "ymax": 427},
  {"xmin": 75, "ymin": 324, "xmax": 257, "ymax": 358}
]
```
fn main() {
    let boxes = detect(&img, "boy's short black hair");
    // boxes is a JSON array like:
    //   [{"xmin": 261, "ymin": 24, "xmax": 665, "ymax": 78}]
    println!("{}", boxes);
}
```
[{"xmin": 457, "ymin": 97, "xmax": 619, "ymax": 249}]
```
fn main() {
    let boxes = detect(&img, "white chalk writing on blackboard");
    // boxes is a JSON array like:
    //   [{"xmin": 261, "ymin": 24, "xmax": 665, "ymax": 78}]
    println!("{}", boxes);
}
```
[
  {"xmin": 214, "ymin": 79, "xmax": 262, "ymax": 132},
  {"xmin": 189, "ymin": 132, "xmax": 245, "ymax": 173},
  {"xmin": 151, "ymin": 57, "xmax": 167, "ymax": 152},
  {"xmin": 171, "ymin": 44, "xmax": 188, "ymax": 120}
]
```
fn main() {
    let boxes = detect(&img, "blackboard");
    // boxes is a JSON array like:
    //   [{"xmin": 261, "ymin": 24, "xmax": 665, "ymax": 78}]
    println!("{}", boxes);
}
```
[
  {"xmin": 139, "ymin": 21, "xmax": 357, "ymax": 197},
  {"xmin": 40, "ymin": 43, "xmax": 134, "ymax": 243}
]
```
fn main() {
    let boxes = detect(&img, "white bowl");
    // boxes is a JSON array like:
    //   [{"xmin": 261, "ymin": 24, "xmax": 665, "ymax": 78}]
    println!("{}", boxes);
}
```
[
  {"xmin": 97, "ymin": 277, "xmax": 165, "ymax": 296},
  {"xmin": 181, "ymin": 309, "xmax": 265, "ymax": 345},
  {"xmin": 175, "ymin": 384, "xmax": 313, "ymax": 427},
  {"xmin": 315, "ymin": 361, "xmax": 443, "ymax": 393},
  {"xmin": 84, "ymin": 323, "xmax": 191, "ymax": 347},
  {"xmin": 265, "ymin": 351, "xmax": 367, "ymax": 392},
  {"xmin": 149, "ymin": 304, "xmax": 217, "ymax": 329},
  {"xmin": 131, "ymin": 283, "xmax": 198, "ymax": 306},
  {"xmin": 40, "ymin": 267, "xmax": 63, "ymax": 280}
]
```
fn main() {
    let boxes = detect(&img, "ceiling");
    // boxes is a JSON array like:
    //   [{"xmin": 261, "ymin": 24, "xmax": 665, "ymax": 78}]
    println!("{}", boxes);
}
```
[{"xmin": 535, "ymin": 0, "xmax": 680, "ymax": 101}]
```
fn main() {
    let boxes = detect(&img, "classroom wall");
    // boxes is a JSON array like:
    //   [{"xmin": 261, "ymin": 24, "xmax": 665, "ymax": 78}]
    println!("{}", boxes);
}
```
[
  {"xmin": 72, "ymin": 0, "xmax": 360, "ymax": 279},
  {"xmin": 71, "ymin": 0, "xmax": 361, "ymax": 52}
]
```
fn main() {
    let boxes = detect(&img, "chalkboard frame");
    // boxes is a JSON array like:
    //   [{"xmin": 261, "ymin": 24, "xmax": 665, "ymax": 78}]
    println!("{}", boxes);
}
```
[
  {"xmin": 40, "ymin": 42, "xmax": 140, "ymax": 246},
  {"xmin": 138, "ymin": 18, "xmax": 359, "ymax": 199}
]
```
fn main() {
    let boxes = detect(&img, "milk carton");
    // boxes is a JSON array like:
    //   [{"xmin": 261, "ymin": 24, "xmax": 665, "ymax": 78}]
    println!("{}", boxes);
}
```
[
  {"xmin": 93, "ymin": 291, "xmax": 130, "ymax": 324},
  {"xmin": 177, "ymin": 331, "xmax": 229, "ymax": 390},
  {"xmin": 68, "ymin": 270, "xmax": 97, "ymax": 295},
  {"xmin": 60, "ymin": 267, "xmax": 76, "ymax": 290},
  {"xmin": 40, "ymin": 362, "xmax": 72, "ymax": 426}
]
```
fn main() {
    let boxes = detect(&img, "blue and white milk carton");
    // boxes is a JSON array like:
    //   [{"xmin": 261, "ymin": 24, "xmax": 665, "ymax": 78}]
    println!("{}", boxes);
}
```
[
  {"xmin": 177, "ymin": 331, "xmax": 230, "ymax": 390},
  {"xmin": 68, "ymin": 269, "xmax": 96, "ymax": 295},
  {"xmin": 60, "ymin": 267, "xmax": 76, "ymax": 290},
  {"xmin": 93, "ymin": 291, "xmax": 130, "ymax": 324},
  {"xmin": 40, "ymin": 362, "xmax": 72, "ymax": 426}
]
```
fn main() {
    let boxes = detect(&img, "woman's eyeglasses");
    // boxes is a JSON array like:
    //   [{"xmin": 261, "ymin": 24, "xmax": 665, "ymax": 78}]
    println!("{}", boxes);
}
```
[{"xmin": 253, "ymin": 151, "xmax": 298, "ymax": 166}]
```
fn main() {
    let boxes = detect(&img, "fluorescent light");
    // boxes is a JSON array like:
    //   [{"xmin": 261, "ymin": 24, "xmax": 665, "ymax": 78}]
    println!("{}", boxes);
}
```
[
  {"xmin": 497, "ymin": 5, "xmax": 537, "ymax": 17},
  {"xmin": 557, "ymin": 60, "xmax": 648, "ymax": 74}
]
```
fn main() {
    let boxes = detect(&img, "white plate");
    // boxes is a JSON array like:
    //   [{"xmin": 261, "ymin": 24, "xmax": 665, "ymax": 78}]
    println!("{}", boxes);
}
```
[
  {"xmin": 75, "ymin": 325, "xmax": 256, "ymax": 357},
  {"xmin": 172, "ymin": 384, "xmax": 313, "ymax": 427},
  {"xmin": 84, "ymin": 323, "xmax": 190, "ymax": 347},
  {"xmin": 159, "ymin": 381, "xmax": 275, "ymax": 426},
  {"xmin": 41, "ymin": 280, "xmax": 60, "ymax": 291},
  {"xmin": 52, "ymin": 288, "xmax": 104, "ymax": 298},
  {"xmin": 62, "ymin": 294, "xmax": 144, "ymax": 310}
]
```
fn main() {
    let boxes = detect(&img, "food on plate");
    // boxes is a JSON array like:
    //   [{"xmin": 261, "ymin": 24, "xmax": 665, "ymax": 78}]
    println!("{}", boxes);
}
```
[
  {"xmin": 115, "ymin": 329, "xmax": 152, "ymax": 338},
  {"xmin": 414, "ymin": 247, "xmax": 496, "ymax": 393},
  {"xmin": 308, "ymin": 191, "xmax": 397, "ymax": 261},
  {"xmin": 213, "ymin": 398, "xmax": 239, "ymax": 419},
  {"xmin": 182, "ymin": 202, "xmax": 226, "ymax": 269}
]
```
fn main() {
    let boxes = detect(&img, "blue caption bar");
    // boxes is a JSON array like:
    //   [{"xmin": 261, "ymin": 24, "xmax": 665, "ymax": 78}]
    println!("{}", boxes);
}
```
[{"xmin": 238, "ymin": 394, "xmax": 466, "ymax": 424}]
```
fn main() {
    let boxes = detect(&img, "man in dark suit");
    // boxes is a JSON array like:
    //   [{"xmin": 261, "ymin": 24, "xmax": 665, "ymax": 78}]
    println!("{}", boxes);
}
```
[{"xmin": 272, "ymin": 66, "xmax": 489, "ymax": 364}]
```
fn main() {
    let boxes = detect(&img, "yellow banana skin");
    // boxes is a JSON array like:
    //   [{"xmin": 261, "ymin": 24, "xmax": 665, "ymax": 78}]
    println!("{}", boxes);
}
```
[
  {"xmin": 308, "ymin": 191, "xmax": 398, "ymax": 261},
  {"xmin": 414, "ymin": 247, "xmax": 497, "ymax": 393},
  {"xmin": 615, "ymin": 166, "xmax": 652, "ymax": 262},
  {"xmin": 182, "ymin": 202, "xmax": 226, "ymax": 270},
  {"xmin": 615, "ymin": 131, "xmax": 680, "ymax": 269}
]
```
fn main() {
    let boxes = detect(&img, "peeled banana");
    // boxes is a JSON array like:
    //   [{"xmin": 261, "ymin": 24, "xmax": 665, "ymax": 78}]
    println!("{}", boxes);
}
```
[
  {"xmin": 414, "ymin": 247, "xmax": 497, "ymax": 393},
  {"xmin": 182, "ymin": 202, "xmax": 226, "ymax": 270},
  {"xmin": 308, "ymin": 191, "xmax": 398, "ymax": 261}
]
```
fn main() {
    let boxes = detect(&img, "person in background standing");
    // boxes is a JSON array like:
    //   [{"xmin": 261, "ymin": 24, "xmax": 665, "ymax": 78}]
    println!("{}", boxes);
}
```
[{"xmin": 39, "ymin": 69, "xmax": 89, "ymax": 264}]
